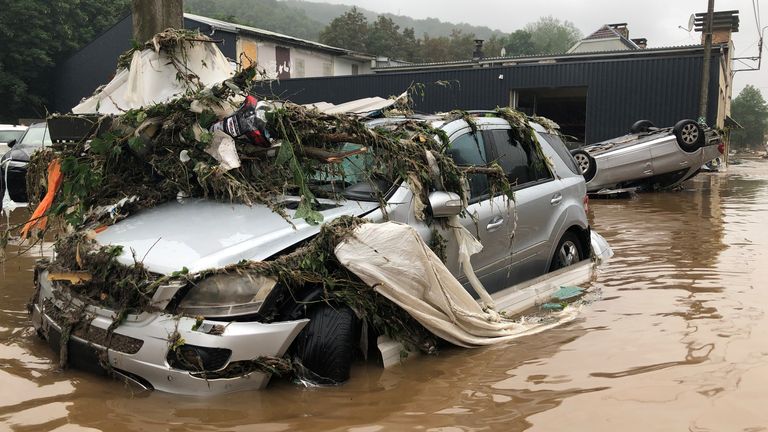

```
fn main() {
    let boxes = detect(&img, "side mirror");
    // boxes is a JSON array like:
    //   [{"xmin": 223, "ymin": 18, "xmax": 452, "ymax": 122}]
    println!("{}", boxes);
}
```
[
  {"xmin": 428, "ymin": 191, "xmax": 463, "ymax": 217},
  {"xmin": 7, "ymin": 139, "xmax": 16, "ymax": 148}
]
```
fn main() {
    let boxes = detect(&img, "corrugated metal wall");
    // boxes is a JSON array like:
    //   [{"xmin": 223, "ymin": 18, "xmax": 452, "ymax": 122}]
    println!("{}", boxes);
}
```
[{"xmin": 255, "ymin": 52, "xmax": 722, "ymax": 143}]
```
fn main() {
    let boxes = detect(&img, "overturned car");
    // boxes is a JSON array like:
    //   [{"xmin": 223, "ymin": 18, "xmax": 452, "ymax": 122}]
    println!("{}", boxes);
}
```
[{"xmin": 571, "ymin": 119, "xmax": 724, "ymax": 193}]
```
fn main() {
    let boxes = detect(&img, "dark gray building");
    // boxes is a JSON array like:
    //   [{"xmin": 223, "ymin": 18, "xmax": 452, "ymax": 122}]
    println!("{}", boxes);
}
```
[{"xmin": 255, "ymin": 43, "xmax": 734, "ymax": 144}]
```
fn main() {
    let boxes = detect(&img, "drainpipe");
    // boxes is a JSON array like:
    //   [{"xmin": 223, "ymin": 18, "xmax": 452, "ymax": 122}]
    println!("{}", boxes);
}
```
[{"xmin": 698, "ymin": 0, "xmax": 715, "ymax": 123}]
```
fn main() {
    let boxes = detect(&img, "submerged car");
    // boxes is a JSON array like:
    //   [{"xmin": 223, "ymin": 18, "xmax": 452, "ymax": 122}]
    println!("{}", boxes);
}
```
[
  {"xmin": 571, "ymin": 119, "xmax": 724, "ymax": 193},
  {"xmin": 30, "ymin": 113, "xmax": 592, "ymax": 394},
  {"xmin": 0, "ymin": 122, "xmax": 50, "ymax": 205}
]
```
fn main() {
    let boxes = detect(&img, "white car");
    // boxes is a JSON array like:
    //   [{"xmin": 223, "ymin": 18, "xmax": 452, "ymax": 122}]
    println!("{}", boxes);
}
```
[
  {"xmin": 571, "ymin": 119, "xmax": 724, "ymax": 193},
  {"xmin": 31, "ymin": 113, "xmax": 592, "ymax": 395},
  {"xmin": 0, "ymin": 124, "xmax": 27, "ymax": 157}
]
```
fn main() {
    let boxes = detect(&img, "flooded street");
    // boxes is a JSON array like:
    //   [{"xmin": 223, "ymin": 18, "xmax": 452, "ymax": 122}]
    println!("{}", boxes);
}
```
[{"xmin": 2, "ymin": 160, "xmax": 768, "ymax": 431}]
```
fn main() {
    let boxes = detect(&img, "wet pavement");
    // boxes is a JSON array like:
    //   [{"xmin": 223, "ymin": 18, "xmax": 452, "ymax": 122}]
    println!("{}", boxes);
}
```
[{"xmin": 2, "ymin": 160, "xmax": 768, "ymax": 431}]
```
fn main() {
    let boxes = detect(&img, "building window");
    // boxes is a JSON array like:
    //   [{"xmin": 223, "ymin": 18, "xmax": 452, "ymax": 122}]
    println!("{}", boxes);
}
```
[
  {"xmin": 351, "ymin": 64, "xmax": 359, "ymax": 75},
  {"xmin": 295, "ymin": 59, "xmax": 305, "ymax": 78},
  {"xmin": 322, "ymin": 62, "xmax": 333, "ymax": 76}
]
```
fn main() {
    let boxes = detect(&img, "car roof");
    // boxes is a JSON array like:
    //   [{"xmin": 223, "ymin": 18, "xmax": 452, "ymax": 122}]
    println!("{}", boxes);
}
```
[
  {"xmin": 365, "ymin": 113, "xmax": 550, "ymax": 133},
  {"xmin": 0, "ymin": 124, "xmax": 28, "ymax": 131}
]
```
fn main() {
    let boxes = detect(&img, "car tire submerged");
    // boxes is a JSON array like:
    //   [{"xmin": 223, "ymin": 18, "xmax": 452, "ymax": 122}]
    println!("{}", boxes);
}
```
[
  {"xmin": 549, "ymin": 232, "xmax": 583, "ymax": 272},
  {"xmin": 292, "ymin": 303, "xmax": 359, "ymax": 383},
  {"xmin": 570, "ymin": 149, "xmax": 596, "ymax": 182},
  {"xmin": 673, "ymin": 119, "xmax": 704, "ymax": 152}
]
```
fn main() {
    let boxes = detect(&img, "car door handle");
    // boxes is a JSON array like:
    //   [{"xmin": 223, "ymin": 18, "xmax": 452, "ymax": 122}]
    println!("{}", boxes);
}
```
[
  {"xmin": 486, "ymin": 216, "xmax": 504, "ymax": 232},
  {"xmin": 550, "ymin": 193, "xmax": 562, "ymax": 206}
]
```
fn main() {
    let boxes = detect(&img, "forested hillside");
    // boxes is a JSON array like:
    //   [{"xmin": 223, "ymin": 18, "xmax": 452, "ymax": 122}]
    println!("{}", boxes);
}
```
[{"xmin": 184, "ymin": 0, "xmax": 507, "ymax": 42}]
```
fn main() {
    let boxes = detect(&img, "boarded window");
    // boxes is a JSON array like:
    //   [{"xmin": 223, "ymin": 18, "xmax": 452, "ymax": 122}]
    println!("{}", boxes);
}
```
[
  {"xmin": 322, "ymin": 62, "xmax": 333, "ymax": 76},
  {"xmin": 295, "ymin": 59, "xmax": 305, "ymax": 78}
]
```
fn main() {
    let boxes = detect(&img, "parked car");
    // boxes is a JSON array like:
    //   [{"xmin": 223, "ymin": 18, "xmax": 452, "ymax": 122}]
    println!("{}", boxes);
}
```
[
  {"xmin": 571, "ymin": 119, "xmax": 724, "ymax": 193},
  {"xmin": 30, "ymin": 114, "xmax": 592, "ymax": 394},
  {"xmin": 0, "ymin": 122, "xmax": 50, "ymax": 206},
  {"xmin": 0, "ymin": 124, "xmax": 27, "ymax": 157}
]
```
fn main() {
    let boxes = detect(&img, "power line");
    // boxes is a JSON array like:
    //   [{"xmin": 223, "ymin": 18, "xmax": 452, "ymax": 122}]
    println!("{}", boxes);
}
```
[{"xmin": 753, "ymin": 0, "xmax": 762, "ymax": 33}]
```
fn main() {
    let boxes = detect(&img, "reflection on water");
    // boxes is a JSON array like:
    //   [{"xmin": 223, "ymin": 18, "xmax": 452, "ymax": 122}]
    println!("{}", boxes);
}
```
[{"xmin": 3, "ymin": 161, "xmax": 768, "ymax": 431}]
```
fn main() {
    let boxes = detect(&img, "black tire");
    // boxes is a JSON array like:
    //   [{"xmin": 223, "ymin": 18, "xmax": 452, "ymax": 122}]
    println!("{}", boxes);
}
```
[
  {"xmin": 570, "ymin": 149, "xmax": 596, "ymax": 182},
  {"xmin": 293, "ymin": 303, "xmax": 359, "ymax": 383},
  {"xmin": 630, "ymin": 119, "xmax": 656, "ymax": 134},
  {"xmin": 673, "ymin": 119, "xmax": 704, "ymax": 152},
  {"xmin": 549, "ymin": 231, "xmax": 583, "ymax": 272}
]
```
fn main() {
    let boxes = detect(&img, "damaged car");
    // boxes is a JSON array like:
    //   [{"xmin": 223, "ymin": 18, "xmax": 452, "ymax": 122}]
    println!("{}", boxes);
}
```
[
  {"xmin": 17, "ymin": 29, "xmax": 601, "ymax": 395},
  {"xmin": 571, "ymin": 119, "xmax": 724, "ymax": 193},
  {"xmin": 29, "ymin": 112, "xmax": 593, "ymax": 394}
]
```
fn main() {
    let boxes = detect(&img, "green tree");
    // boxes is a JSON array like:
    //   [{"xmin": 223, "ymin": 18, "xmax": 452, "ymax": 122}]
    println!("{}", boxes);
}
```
[
  {"xmin": 484, "ymin": 30, "xmax": 536, "ymax": 57},
  {"xmin": 367, "ymin": 16, "xmax": 404, "ymax": 59},
  {"xmin": 318, "ymin": 7, "xmax": 368, "ymax": 52},
  {"xmin": 0, "ymin": 0, "xmax": 129, "ymax": 122},
  {"xmin": 730, "ymin": 85, "xmax": 768, "ymax": 150},
  {"xmin": 525, "ymin": 16, "xmax": 582, "ymax": 54}
]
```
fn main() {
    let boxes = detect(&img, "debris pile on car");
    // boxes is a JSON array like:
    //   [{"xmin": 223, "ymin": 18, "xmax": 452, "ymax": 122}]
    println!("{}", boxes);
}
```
[{"xmin": 10, "ymin": 30, "xmax": 590, "ymax": 381}]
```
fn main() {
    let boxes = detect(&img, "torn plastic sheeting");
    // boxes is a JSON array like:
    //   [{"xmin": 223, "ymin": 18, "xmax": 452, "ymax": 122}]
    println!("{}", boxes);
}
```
[
  {"xmin": 73, "ymin": 42, "xmax": 234, "ymax": 114},
  {"xmin": 335, "ymin": 222, "xmax": 578, "ymax": 348}
]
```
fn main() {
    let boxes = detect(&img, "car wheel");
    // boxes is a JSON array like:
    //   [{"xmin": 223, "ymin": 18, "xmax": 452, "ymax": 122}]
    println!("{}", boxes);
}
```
[
  {"xmin": 630, "ymin": 119, "xmax": 656, "ymax": 134},
  {"xmin": 293, "ymin": 303, "xmax": 359, "ymax": 383},
  {"xmin": 570, "ymin": 149, "xmax": 596, "ymax": 182},
  {"xmin": 673, "ymin": 119, "xmax": 704, "ymax": 152},
  {"xmin": 549, "ymin": 232, "xmax": 583, "ymax": 272}
]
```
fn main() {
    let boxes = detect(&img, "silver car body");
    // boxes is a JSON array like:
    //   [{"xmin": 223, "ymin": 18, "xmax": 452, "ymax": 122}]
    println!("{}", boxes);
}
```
[
  {"xmin": 581, "ymin": 127, "xmax": 722, "ymax": 193},
  {"xmin": 30, "ymin": 118, "xmax": 590, "ymax": 395}
]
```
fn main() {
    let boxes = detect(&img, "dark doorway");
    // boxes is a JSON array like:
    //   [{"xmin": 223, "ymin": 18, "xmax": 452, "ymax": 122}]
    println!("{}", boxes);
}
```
[
  {"xmin": 275, "ymin": 46, "xmax": 291, "ymax": 80},
  {"xmin": 512, "ymin": 87, "xmax": 588, "ymax": 145}
]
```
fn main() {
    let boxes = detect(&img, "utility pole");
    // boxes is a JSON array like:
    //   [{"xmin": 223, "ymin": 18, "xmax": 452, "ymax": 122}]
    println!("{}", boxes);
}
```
[
  {"xmin": 698, "ymin": 0, "xmax": 715, "ymax": 122},
  {"xmin": 131, "ymin": 0, "xmax": 183, "ymax": 43}
]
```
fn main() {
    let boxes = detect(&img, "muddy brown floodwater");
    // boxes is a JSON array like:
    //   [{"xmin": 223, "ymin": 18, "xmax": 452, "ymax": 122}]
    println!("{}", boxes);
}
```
[{"xmin": 3, "ymin": 160, "xmax": 768, "ymax": 431}]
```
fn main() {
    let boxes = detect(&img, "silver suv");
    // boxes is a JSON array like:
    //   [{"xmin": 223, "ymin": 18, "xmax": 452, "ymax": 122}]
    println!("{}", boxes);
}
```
[{"xmin": 30, "ymin": 114, "xmax": 590, "ymax": 394}]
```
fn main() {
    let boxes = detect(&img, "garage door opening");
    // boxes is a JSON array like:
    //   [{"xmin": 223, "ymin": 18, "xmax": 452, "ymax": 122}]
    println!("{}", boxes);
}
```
[{"xmin": 511, "ymin": 87, "xmax": 588, "ymax": 146}]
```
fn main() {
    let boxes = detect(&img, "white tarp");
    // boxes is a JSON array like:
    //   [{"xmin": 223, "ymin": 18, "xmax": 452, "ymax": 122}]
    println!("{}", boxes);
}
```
[
  {"xmin": 335, "ymin": 222, "xmax": 578, "ymax": 348},
  {"xmin": 73, "ymin": 42, "xmax": 234, "ymax": 115}
]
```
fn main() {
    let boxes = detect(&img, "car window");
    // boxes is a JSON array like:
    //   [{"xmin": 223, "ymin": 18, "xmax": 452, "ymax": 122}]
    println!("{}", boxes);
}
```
[
  {"xmin": 489, "ymin": 129, "xmax": 552, "ymax": 187},
  {"xmin": 16, "ymin": 125, "xmax": 51, "ymax": 151},
  {"xmin": 446, "ymin": 132, "xmax": 489, "ymax": 201},
  {"xmin": 540, "ymin": 132, "xmax": 581, "ymax": 176},
  {"xmin": 0, "ymin": 130, "xmax": 24, "ymax": 143}
]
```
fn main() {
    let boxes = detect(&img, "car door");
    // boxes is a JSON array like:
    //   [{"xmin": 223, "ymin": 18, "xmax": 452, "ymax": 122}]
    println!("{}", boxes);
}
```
[
  {"xmin": 486, "ymin": 128, "xmax": 561, "ymax": 286},
  {"xmin": 443, "ymin": 127, "xmax": 512, "ymax": 293},
  {"xmin": 649, "ymin": 135, "xmax": 698, "ymax": 176}
]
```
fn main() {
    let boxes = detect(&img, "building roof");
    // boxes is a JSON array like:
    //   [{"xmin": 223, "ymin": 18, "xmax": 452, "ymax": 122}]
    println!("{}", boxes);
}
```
[
  {"xmin": 568, "ymin": 24, "xmax": 640, "ymax": 52},
  {"xmin": 185, "ymin": 13, "xmax": 374, "ymax": 60},
  {"xmin": 372, "ymin": 44, "xmax": 721, "ymax": 73}
]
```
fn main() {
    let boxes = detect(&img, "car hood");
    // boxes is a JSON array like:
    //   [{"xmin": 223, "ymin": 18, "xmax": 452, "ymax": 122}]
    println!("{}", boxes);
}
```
[{"xmin": 95, "ymin": 198, "xmax": 380, "ymax": 275}]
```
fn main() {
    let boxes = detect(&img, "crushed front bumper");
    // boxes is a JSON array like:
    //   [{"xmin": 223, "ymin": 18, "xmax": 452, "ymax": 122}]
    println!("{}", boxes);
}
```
[{"xmin": 30, "ymin": 272, "xmax": 308, "ymax": 395}]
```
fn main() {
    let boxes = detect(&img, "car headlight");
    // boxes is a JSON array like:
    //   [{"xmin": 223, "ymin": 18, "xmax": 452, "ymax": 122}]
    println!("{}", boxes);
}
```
[{"xmin": 177, "ymin": 273, "xmax": 277, "ymax": 318}]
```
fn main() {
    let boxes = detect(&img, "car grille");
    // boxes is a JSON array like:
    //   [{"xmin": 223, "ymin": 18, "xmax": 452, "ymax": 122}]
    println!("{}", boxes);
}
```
[
  {"xmin": 166, "ymin": 345, "xmax": 232, "ymax": 372},
  {"xmin": 43, "ymin": 299, "xmax": 144, "ymax": 354}
]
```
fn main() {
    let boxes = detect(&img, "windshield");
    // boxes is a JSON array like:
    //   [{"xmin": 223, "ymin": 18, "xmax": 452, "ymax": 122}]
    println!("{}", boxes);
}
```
[
  {"xmin": 310, "ymin": 143, "xmax": 393, "ymax": 202},
  {"xmin": 16, "ymin": 124, "xmax": 51, "ymax": 151},
  {"xmin": 0, "ymin": 130, "xmax": 25, "ymax": 143}
]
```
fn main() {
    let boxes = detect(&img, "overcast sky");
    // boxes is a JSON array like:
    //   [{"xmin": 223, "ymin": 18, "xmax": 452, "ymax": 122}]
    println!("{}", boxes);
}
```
[{"xmin": 308, "ymin": 0, "xmax": 766, "ymax": 97}]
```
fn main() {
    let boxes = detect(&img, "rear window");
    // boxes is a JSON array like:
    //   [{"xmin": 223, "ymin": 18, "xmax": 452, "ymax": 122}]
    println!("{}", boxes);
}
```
[
  {"xmin": 16, "ymin": 124, "xmax": 51, "ymax": 151},
  {"xmin": 0, "ymin": 130, "xmax": 24, "ymax": 143},
  {"xmin": 540, "ymin": 132, "xmax": 581, "ymax": 176}
]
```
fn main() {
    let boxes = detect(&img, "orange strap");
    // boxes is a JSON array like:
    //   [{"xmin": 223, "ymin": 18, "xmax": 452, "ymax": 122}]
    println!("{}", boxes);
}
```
[{"xmin": 21, "ymin": 159, "xmax": 63, "ymax": 240}]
